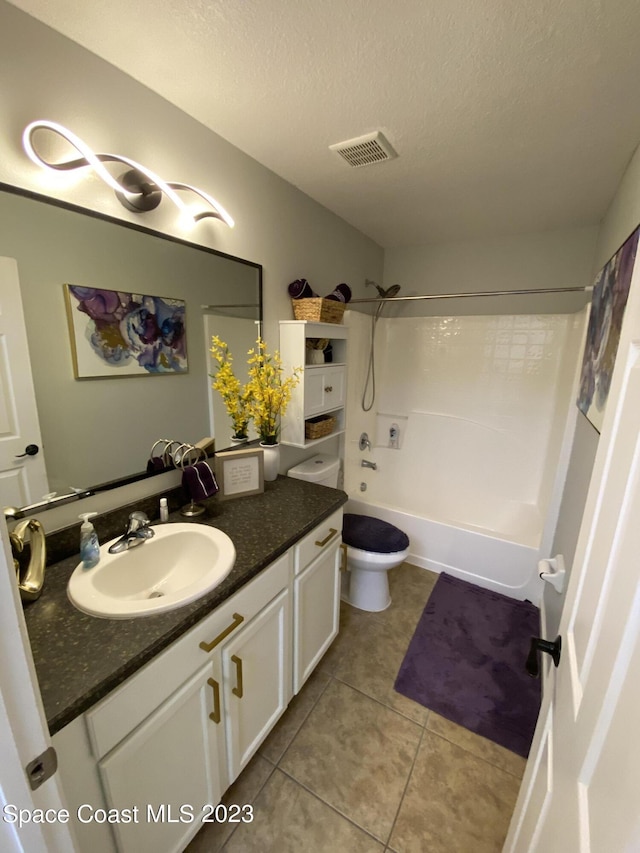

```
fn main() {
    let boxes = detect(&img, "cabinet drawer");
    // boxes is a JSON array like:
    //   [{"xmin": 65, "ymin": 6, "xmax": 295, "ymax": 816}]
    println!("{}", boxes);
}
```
[
  {"xmin": 294, "ymin": 508, "xmax": 343, "ymax": 576},
  {"xmin": 86, "ymin": 550, "xmax": 292, "ymax": 759},
  {"xmin": 304, "ymin": 366, "xmax": 345, "ymax": 417}
]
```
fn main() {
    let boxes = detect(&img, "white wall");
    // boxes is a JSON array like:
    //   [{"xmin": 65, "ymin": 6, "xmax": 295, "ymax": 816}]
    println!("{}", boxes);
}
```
[
  {"xmin": 0, "ymin": 0, "xmax": 383, "ymax": 520},
  {"xmin": 383, "ymin": 226, "xmax": 598, "ymax": 316},
  {"xmin": 345, "ymin": 310, "xmax": 584, "ymax": 548},
  {"xmin": 593, "ymin": 143, "xmax": 640, "ymax": 273},
  {"xmin": 546, "ymin": 141, "xmax": 640, "ymax": 635}
]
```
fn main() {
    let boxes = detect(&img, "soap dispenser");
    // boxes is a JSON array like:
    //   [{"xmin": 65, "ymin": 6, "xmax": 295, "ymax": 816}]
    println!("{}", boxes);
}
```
[{"xmin": 79, "ymin": 512, "xmax": 100, "ymax": 569}]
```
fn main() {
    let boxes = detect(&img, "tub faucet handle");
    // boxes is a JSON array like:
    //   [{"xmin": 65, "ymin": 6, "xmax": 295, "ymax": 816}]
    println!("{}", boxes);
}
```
[{"xmin": 359, "ymin": 433, "xmax": 372, "ymax": 452}]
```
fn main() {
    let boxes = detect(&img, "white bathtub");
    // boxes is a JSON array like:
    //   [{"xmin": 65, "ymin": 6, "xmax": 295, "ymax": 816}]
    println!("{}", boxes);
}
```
[
  {"xmin": 342, "ymin": 312, "xmax": 586, "ymax": 608},
  {"xmin": 345, "ymin": 497, "xmax": 544, "ymax": 604}
]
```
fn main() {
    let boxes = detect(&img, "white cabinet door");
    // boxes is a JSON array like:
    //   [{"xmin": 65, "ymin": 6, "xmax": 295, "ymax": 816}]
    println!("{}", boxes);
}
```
[
  {"xmin": 293, "ymin": 540, "xmax": 341, "ymax": 693},
  {"xmin": 98, "ymin": 663, "xmax": 223, "ymax": 853},
  {"xmin": 304, "ymin": 365, "xmax": 346, "ymax": 417},
  {"xmin": 223, "ymin": 588, "xmax": 291, "ymax": 783}
]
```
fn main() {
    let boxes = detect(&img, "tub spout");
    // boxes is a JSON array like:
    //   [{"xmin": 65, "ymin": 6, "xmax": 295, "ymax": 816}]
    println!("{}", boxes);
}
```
[
  {"xmin": 10, "ymin": 517, "xmax": 47, "ymax": 602},
  {"xmin": 361, "ymin": 459, "xmax": 377, "ymax": 471}
]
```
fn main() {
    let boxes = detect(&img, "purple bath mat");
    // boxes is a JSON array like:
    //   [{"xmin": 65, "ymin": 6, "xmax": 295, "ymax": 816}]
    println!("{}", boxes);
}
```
[{"xmin": 394, "ymin": 572, "xmax": 541, "ymax": 757}]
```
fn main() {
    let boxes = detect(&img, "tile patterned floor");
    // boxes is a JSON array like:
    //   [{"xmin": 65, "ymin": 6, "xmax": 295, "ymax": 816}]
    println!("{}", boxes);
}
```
[{"xmin": 186, "ymin": 564, "xmax": 526, "ymax": 853}]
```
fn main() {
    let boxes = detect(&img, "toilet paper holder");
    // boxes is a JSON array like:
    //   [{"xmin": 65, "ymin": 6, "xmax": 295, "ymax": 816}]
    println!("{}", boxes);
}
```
[{"xmin": 538, "ymin": 554, "xmax": 566, "ymax": 594}]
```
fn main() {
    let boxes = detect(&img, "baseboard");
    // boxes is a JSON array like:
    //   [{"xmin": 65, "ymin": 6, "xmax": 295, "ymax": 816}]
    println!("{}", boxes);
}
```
[{"xmin": 406, "ymin": 552, "xmax": 447, "ymax": 573}]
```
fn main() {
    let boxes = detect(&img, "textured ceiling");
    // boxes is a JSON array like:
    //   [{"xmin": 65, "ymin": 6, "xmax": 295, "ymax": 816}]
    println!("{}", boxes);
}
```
[{"xmin": 8, "ymin": 0, "xmax": 640, "ymax": 247}]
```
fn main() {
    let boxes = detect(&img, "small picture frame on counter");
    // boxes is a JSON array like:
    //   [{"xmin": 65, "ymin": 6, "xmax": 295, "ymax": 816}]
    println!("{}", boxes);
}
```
[{"xmin": 215, "ymin": 448, "xmax": 264, "ymax": 501}]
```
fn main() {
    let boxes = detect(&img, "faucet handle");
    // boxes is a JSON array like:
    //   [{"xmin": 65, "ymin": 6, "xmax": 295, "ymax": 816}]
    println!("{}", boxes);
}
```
[
  {"xmin": 128, "ymin": 511, "xmax": 154, "ymax": 540},
  {"xmin": 129, "ymin": 511, "xmax": 150, "ymax": 529},
  {"xmin": 359, "ymin": 432, "xmax": 372, "ymax": 452}
]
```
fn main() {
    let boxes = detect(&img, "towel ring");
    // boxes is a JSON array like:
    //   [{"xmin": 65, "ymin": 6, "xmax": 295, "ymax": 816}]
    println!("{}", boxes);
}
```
[
  {"xmin": 176, "ymin": 443, "xmax": 206, "ymax": 470},
  {"xmin": 179, "ymin": 443, "xmax": 208, "ymax": 518},
  {"xmin": 163, "ymin": 440, "xmax": 184, "ymax": 467},
  {"xmin": 149, "ymin": 438, "xmax": 172, "ymax": 460}
]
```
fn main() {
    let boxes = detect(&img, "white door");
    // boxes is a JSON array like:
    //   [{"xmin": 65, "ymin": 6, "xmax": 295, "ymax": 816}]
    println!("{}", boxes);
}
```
[
  {"xmin": 223, "ymin": 588, "xmax": 291, "ymax": 783},
  {"xmin": 204, "ymin": 314, "xmax": 259, "ymax": 444},
  {"xmin": 0, "ymin": 520, "xmax": 77, "ymax": 852},
  {"xmin": 505, "ymin": 262, "xmax": 640, "ymax": 851},
  {"xmin": 0, "ymin": 256, "xmax": 49, "ymax": 507}
]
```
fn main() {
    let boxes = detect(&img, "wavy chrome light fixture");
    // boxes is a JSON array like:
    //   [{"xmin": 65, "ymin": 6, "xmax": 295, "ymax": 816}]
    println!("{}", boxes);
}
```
[{"xmin": 22, "ymin": 120, "xmax": 234, "ymax": 228}]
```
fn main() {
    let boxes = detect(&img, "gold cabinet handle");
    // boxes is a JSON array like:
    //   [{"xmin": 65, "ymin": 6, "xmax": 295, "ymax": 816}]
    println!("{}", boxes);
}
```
[
  {"xmin": 207, "ymin": 677, "xmax": 221, "ymax": 724},
  {"xmin": 231, "ymin": 655, "xmax": 244, "ymax": 698},
  {"xmin": 199, "ymin": 613, "xmax": 244, "ymax": 653},
  {"xmin": 315, "ymin": 527, "xmax": 338, "ymax": 548},
  {"xmin": 339, "ymin": 542, "xmax": 348, "ymax": 572}
]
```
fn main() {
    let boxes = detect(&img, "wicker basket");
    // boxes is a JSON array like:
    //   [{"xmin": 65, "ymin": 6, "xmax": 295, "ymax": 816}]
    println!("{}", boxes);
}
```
[
  {"xmin": 305, "ymin": 415, "xmax": 337, "ymax": 440},
  {"xmin": 292, "ymin": 298, "xmax": 345, "ymax": 324}
]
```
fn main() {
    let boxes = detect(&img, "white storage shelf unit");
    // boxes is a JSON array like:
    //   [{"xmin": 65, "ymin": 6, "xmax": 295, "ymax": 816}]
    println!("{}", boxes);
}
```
[{"xmin": 279, "ymin": 320, "xmax": 348, "ymax": 448}]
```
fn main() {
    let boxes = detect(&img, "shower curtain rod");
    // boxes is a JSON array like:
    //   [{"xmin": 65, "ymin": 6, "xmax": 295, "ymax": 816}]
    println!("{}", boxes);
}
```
[
  {"xmin": 350, "ymin": 286, "xmax": 592, "ymax": 304},
  {"xmin": 201, "ymin": 303, "xmax": 260, "ymax": 309}
]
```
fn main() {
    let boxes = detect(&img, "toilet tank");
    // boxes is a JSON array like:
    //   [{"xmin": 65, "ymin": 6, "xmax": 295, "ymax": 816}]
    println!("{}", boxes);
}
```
[{"xmin": 287, "ymin": 454, "xmax": 340, "ymax": 488}]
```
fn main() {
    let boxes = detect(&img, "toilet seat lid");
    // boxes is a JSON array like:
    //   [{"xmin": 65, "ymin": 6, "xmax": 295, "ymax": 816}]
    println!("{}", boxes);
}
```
[{"xmin": 342, "ymin": 514, "xmax": 409, "ymax": 554}]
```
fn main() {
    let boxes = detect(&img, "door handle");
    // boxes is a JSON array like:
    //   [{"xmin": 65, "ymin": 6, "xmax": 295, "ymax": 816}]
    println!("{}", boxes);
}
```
[
  {"xmin": 15, "ymin": 444, "xmax": 39, "ymax": 458},
  {"xmin": 199, "ymin": 613, "xmax": 244, "ymax": 652},
  {"xmin": 526, "ymin": 635, "xmax": 561, "ymax": 678},
  {"xmin": 207, "ymin": 677, "xmax": 221, "ymax": 724},
  {"xmin": 315, "ymin": 528, "xmax": 338, "ymax": 548},
  {"xmin": 231, "ymin": 654, "xmax": 244, "ymax": 698}
]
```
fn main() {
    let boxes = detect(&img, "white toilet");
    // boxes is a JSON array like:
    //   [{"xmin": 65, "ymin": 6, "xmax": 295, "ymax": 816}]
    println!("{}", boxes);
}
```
[
  {"xmin": 287, "ymin": 454, "xmax": 410, "ymax": 612},
  {"xmin": 286, "ymin": 453, "xmax": 341, "ymax": 490}
]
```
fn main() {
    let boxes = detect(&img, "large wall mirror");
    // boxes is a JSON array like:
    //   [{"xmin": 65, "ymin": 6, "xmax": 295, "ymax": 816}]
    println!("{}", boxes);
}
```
[{"xmin": 0, "ymin": 184, "xmax": 262, "ymax": 507}]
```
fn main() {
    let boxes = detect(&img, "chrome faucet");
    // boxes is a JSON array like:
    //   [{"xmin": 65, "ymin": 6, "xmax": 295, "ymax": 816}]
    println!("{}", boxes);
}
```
[
  {"xmin": 108, "ymin": 511, "xmax": 155, "ymax": 554},
  {"xmin": 6, "ymin": 513, "xmax": 47, "ymax": 602},
  {"xmin": 361, "ymin": 459, "xmax": 377, "ymax": 471}
]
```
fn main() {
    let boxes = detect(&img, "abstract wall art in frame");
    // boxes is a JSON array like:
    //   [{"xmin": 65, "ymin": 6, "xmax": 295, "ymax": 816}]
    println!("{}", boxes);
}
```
[
  {"xmin": 577, "ymin": 226, "xmax": 639, "ymax": 432},
  {"xmin": 64, "ymin": 285, "xmax": 188, "ymax": 378}
]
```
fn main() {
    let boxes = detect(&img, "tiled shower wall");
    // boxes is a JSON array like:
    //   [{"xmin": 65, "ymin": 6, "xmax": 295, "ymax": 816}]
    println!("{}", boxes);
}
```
[{"xmin": 345, "ymin": 310, "xmax": 585, "ymax": 541}]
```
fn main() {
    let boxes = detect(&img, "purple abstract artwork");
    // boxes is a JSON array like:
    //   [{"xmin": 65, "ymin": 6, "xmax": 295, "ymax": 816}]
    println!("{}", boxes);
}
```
[
  {"xmin": 577, "ymin": 227, "xmax": 639, "ymax": 432},
  {"xmin": 65, "ymin": 285, "xmax": 188, "ymax": 378}
]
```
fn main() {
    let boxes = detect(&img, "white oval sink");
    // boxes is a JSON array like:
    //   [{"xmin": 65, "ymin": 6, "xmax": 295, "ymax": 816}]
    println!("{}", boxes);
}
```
[{"xmin": 67, "ymin": 523, "xmax": 236, "ymax": 619}]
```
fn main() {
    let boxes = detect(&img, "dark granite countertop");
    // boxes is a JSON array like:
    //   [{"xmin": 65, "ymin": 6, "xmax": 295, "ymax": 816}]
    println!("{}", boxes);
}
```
[{"xmin": 23, "ymin": 477, "xmax": 347, "ymax": 736}]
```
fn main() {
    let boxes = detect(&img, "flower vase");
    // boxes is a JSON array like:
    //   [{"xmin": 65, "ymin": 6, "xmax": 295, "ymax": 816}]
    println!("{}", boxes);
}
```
[
  {"xmin": 260, "ymin": 442, "xmax": 280, "ymax": 481},
  {"xmin": 230, "ymin": 434, "xmax": 248, "ymax": 445}
]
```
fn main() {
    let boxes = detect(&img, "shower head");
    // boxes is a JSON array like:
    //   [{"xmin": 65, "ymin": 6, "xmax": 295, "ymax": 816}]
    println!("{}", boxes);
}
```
[
  {"xmin": 365, "ymin": 280, "xmax": 401, "ymax": 299},
  {"xmin": 383, "ymin": 284, "xmax": 401, "ymax": 299}
]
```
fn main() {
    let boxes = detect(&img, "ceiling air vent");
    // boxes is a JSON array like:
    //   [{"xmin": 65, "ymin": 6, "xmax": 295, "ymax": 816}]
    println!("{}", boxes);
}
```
[{"xmin": 329, "ymin": 131, "xmax": 398, "ymax": 168}]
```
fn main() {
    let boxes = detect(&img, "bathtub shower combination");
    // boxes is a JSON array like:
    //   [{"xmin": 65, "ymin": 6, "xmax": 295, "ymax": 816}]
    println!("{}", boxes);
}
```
[{"xmin": 345, "ymin": 309, "xmax": 587, "ymax": 605}]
